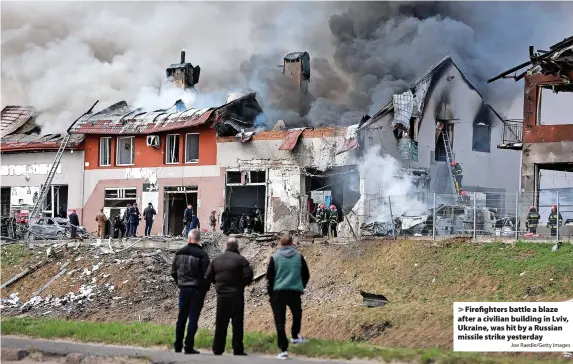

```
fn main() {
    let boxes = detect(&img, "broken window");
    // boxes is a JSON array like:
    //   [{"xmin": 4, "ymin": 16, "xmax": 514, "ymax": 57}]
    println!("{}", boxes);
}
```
[
  {"xmin": 116, "ymin": 136, "xmax": 134, "ymax": 166},
  {"xmin": 165, "ymin": 134, "xmax": 180, "ymax": 164},
  {"xmin": 185, "ymin": 133, "xmax": 199, "ymax": 163},
  {"xmin": 537, "ymin": 87, "xmax": 573, "ymax": 125},
  {"xmin": 99, "ymin": 137, "xmax": 111, "ymax": 166},
  {"xmin": 472, "ymin": 124, "xmax": 491, "ymax": 153},
  {"xmin": 227, "ymin": 171, "xmax": 242, "ymax": 184},
  {"xmin": 250, "ymin": 171, "xmax": 266, "ymax": 183}
]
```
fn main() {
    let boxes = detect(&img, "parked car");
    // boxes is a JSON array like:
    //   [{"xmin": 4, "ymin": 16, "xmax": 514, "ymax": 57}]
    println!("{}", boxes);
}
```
[{"xmin": 26, "ymin": 217, "xmax": 89, "ymax": 240}]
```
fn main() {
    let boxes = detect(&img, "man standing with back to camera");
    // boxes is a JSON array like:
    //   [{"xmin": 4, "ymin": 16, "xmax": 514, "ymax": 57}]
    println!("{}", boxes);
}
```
[
  {"xmin": 171, "ymin": 229, "xmax": 210, "ymax": 354},
  {"xmin": 205, "ymin": 237, "xmax": 253, "ymax": 356}
]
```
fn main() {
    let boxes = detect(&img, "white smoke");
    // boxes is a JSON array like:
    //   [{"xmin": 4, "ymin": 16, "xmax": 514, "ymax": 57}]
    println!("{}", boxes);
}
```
[{"xmin": 360, "ymin": 146, "xmax": 427, "ymax": 222}]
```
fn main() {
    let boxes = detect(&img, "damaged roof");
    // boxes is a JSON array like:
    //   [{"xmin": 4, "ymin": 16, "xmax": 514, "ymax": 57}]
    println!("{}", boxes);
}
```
[
  {"xmin": 68, "ymin": 92, "xmax": 263, "ymax": 135},
  {"xmin": 1, "ymin": 106, "xmax": 37, "ymax": 138},
  {"xmin": 1, "ymin": 133, "xmax": 84, "ymax": 152},
  {"xmin": 488, "ymin": 36, "xmax": 573, "ymax": 83},
  {"xmin": 360, "ymin": 56, "xmax": 479, "ymax": 129}
]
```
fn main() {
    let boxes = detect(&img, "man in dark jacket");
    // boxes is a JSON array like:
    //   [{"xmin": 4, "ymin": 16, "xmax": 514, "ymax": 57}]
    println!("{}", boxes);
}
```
[
  {"xmin": 221, "ymin": 208, "xmax": 231, "ymax": 235},
  {"xmin": 123, "ymin": 204, "xmax": 131, "ymax": 237},
  {"xmin": 68, "ymin": 209, "xmax": 80, "ymax": 238},
  {"xmin": 183, "ymin": 204, "xmax": 194, "ymax": 237},
  {"xmin": 266, "ymin": 234, "xmax": 310, "ymax": 360},
  {"xmin": 171, "ymin": 229, "xmax": 210, "ymax": 354},
  {"xmin": 143, "ymin": 203, "xmax": 156, "ymax": 236},
  {"xmin": 205, "ymin": 237, "xmax": 254, "ymax": 356}
]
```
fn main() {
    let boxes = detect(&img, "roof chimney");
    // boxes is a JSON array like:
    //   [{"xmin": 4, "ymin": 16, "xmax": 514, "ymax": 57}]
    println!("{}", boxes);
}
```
[
  {"xmin": 283, "ymin": 52, "xmax": 311, "ymax": 116},
  {"xmin": 166, "ymin": 50, "xmax": 200, "ymax": 89}
]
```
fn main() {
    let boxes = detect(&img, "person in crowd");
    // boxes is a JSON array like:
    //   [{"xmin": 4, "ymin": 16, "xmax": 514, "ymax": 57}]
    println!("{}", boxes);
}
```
[
  {"xmin": 526, "ymin": 205, "xmax": 540, "ymax": 235},
  {"xmin": 266, "ymin": 234, "xmax": 310, "ymax": 360},
  {"xmin": 239, "ymin": 214, "xmax": 246, "ymax": 233},
  {"xmin": 171, "ymin": 229, "xmax": 210, "ymax": 354},
  {"xmin": 245, "ymin": 215, "xmax": 253, "ymax": 234},
  {"xmin": 143, "ymin": 202, "xmax": 157, "ymax": 236},
  {"xmin": 316, "ymin": 204, "xmax": 328, "ymax": 237},
  {"xmin": 190, "ymin": 213, "xmax": 200, "ymax": 230},
  {"xmin": 128, "ymin": 204, "xmax": 137, "ymax": 237},
  {"xmin": 68, "ymin": 209, "xmax": 80, "ymax": 239},
  {"xmin": 547, "ymin": 205, "xmax": 563, "ymax": 237},
  {"xmin": 183, "ymin": 204, "xmax": 194, "ymax": 237},
  {"xmin": 123, "ymin": 204, "xmax": 131, "ymax": 237},
  {"xmin": 254, "ymin": 209, "xmax": 264, "ymax": 233},
  {"xmin": 221, "ymin": 208, "xmax": 231, "ymax": 235},
  {"xmin": 209, "ymin": 210, "xmax": 217, "ymax": 232},
  {"xmin": 205, "ymin": 237, "xmax": 253, "ymax": 356},
  {"xmin": 112, "ymin": 211, "xmax": 125, "ymax": 239},
  {"xmin": 95, "ymin": 208, "xmax": 107, "ymax": 239},
  {"xmin": 133, "ymin": 202, "xmax": 141, "ymax": 236},
  {"xmin": 329, "ymin": 205, "xmax": 338, "ymax": 238}
]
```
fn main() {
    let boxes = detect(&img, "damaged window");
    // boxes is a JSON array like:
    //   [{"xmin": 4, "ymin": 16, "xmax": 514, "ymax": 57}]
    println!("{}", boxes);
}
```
[
  {"xmin": 472, "ymin": 124, "xmax": 491, "ymax": 153},
  {"xmin": 165, "ymin": 134, "xmax": 180, "ymax": 164},
  {"xmin": 116, "ymin": 136, "xmax": 134, "ymax": 166},
  {"xmin": 185, "ymin": 133, "xmax": 199, "ymax": 163},
  {"xmin": 537, "ymin": 87, "xmax": 573, "ymax": 125},
  {"xmin": 227, "ymin": 171, "xmax": 242, "ymax": 184},
  {"xmin": 99, "ymin": 137, "xmax": 111, "ymax": 166},
  {"xmin": 250, "ymin": 171, "xmax": 266, "ymax": 183}
]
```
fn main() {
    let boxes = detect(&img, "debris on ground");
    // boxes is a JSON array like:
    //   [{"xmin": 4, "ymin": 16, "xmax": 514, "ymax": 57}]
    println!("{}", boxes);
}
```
[{"xmin": 360, "ymin": 291, "xmax": 388, "ymax": 307}]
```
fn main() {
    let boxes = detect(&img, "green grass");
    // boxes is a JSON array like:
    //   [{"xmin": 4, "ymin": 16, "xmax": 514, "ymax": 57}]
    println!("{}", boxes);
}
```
[
  {"xmin": 0, "ymin": 317, "xmax": 566, "ymax": 363},
  {"xmin": 1, "ymin": 244, "xmax": 34, "ymax": 267}
]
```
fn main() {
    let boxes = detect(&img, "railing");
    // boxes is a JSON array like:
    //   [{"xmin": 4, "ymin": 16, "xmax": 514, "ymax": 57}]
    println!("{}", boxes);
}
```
[{"xmin": 500, "ymin": 119, "xmax": 523, "ymax": 146}]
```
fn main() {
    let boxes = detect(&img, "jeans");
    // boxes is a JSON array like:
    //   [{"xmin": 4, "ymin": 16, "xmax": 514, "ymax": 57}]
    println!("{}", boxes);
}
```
[
  {"xmin": 174, "ymin": 287, "xmax": 205, "ymax": 351},
  {"xmin": 212, "ymin": 294, "xmax": 245, "ymax": 354},
  {"xmin": 183, "ymin": 222, "xmax": 192, "ymax": 237},
  {"xmin": 129, "ymin": 222, "xmax": 137, "ymax": 237},
  {"xmin": 145, "ymin": 220, "xmax": 153, "ymax": 236},
  {"xmin": 270, "ymin": 291, "xmax": 302, "ymax": 352}
]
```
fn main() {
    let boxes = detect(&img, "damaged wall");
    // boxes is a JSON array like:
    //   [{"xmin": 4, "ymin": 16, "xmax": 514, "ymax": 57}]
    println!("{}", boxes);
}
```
[
  {"xmin": 218, "ymin": 127, "xmax": 355, "ymax": 232},
  {"xmin": 0, "ymin": 151, "xmax": 85, "ymax": 219},
  {"xmin": 363, "ymin": 60, "xmax": 520, "ymax": 197}
]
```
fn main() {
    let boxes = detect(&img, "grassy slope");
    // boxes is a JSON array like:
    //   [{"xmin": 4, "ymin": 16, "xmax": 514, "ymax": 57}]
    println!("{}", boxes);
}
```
[
  {"xmin": 243, "ymin": 240, "xmax": 572, "ymax": 351},
  {"xmin": 1, "ymin": 317, "xmax": 566, "ymax": 364}
]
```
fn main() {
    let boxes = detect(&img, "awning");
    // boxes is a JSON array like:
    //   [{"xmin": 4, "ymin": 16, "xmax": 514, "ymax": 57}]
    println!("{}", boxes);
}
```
[{"xmin": 278, "ymin": 128, "xmax": 306, "ymax": 151}]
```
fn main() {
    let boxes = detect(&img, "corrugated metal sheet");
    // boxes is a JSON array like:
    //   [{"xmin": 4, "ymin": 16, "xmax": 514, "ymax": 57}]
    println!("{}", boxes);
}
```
[
  {"xmin": 278, "ymin": 128, "xmax": 306, "ymax": 151},
  {"xmin": 1, "ymin": 133, "xmax": 84, "ymax": 152},
  {"xmin": 1, "ymin": 106, "xmax": 36, "ymax": 138},
  {"xmin": 284, "ymin": 52, "xmax": 307, "ymax": 61}
]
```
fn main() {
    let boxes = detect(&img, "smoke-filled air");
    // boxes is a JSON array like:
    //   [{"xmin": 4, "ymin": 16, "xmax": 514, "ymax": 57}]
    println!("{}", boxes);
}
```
[{"xmin": 2, "ymin": 1, "xmax": 572, "ymax": 133}]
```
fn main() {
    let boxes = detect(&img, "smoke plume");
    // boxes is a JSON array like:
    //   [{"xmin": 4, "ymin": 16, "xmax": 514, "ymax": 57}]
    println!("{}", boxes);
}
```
[{"xmin": 2, "ymin": 2, "xmax": 572, "ymax": 133}]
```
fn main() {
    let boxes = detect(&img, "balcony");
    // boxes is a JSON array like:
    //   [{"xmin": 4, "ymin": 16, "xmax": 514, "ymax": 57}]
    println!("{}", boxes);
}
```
[{"xmin": 497, "ymin": 119, "xmax": 523, "ymax": 150}]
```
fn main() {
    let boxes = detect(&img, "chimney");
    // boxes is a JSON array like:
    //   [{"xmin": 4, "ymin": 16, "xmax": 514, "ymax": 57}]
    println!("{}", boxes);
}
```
[
  {"xmin": 166, "ymin": 50, "xmax": 201, "ymax": 89},
  {"xmin": 283, "ymin": 52, "xmax": 311, "ymax": 116}
]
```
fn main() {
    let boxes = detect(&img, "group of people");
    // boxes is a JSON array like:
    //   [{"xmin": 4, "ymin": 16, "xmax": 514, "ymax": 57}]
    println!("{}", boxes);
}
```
[
  {"xmin": 315, "ymin": 204, "xmax": 339, "ymax": 238},
  {"xmin": 108, "ymin": 202, "xmax": 157, "ymax": 239},
  {"xmin": 172, "ymin": 230, "xmax": 309, "ymax": 359},
  {"xmin": 526, "ymin": 204, "xmax": 563, "ymax": 236},
  {"xmin": 238, "ymin": 209, "xmax": 264, "ymax": 234}
]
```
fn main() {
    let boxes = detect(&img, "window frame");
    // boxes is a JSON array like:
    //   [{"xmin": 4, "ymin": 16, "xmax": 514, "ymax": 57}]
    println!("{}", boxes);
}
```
[
  {"xmin": 116, "ymin": 136, "xmax": 135, "ymax": 166},
  {"xmin": 471, "ymin": 123, "xmax": 491, "ymax": 153},
  {"xmin": 184, "ymin": 133, "xmax": 200, "ymax": 164},
  {"xmin": 99, "ymin": 137, "xmax": 112, "ymax": 167},
  {"xmin": 165, "ymin": 134, "xmax": 181, "ymax": 165}
]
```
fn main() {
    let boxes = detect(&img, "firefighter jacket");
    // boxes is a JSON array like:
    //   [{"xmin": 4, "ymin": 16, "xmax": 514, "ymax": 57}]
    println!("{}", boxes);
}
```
[
  {"xmin": 547, "ymin": 212, "xmax": 563, "ymax": 229},
  {"xmin": 329, "ymin": 209, "xmax": 339, "ymax": 224},
  {"xmin": 452, "ymin": 164, "xmax": 463, "ymax": 176},
  {"xmin": 526, "ymin": 211, "xmax": 540, "ymax": 228},
  {"xmin": 316, "ymin": 208, "xmax": 326, "ymax": 224}
]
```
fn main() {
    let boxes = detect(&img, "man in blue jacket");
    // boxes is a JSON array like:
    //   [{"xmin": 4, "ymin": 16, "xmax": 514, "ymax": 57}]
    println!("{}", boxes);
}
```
[{"xmin": 266, "ymin": 234, "xmax": 310, "ymax": 360}]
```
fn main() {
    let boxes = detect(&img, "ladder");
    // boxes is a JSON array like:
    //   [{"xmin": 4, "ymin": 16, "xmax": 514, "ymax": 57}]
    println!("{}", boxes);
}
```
[
  {"xmin": 441, "ymin": 128, "xmax": 460, "ymax": 196},
  {"xmin": 29, "ymin": 134, "xmax": 71, "ymax": 222}
]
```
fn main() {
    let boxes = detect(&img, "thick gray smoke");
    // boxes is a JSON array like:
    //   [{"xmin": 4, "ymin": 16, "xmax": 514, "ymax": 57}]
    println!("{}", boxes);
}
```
[{"xmin": 2, "ymin": 2, "xmax": 572, "ymax": 132}]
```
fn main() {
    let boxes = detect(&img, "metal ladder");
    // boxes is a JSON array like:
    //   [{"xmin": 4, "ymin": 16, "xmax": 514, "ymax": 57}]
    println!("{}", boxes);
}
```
[
  {"xmin": 29, "ymin": 134, "xmax": 71, "ymax": 221},
  {"xmin": 441, "ymin": 128, "xmax": 460, "ymax": 196}
]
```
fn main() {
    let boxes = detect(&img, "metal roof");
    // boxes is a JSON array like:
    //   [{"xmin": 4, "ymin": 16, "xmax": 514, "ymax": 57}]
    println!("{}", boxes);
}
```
[
  {"xmin": 1, "ymin": 106, "xmax": 36, "ymax": 138},
  {"xmin": 1, "ymin": 133, "xmax": 84, "ymax": 152},
  {"xmin": 278, "ymin": 128, "xmax": 307, "ymax": 151}
]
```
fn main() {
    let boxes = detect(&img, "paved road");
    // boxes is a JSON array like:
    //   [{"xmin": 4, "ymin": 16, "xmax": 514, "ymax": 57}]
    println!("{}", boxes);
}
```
[{"xmin": 1, "ymin": 337, "xmax": 363, "ymax": 364}]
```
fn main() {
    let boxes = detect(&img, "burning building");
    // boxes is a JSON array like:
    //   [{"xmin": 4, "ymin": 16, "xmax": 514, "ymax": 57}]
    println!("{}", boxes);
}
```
[{"xmin": 490, "ymin": 36, "xmax": 573, "ymax": 230}]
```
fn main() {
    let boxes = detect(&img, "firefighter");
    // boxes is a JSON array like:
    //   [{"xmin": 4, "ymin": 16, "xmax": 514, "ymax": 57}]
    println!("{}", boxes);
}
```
[
  {"xmin": 329, "ymin": 205, "xmax": 338, "ymax": 238},
  {"xmin": 458, "ymin": 190, "xmax": 470, "ymax": 205},
  {"xmin": 451, "ymin": 161, "xmax": 463, "ymax": 193},
  {"xmin": 316, "ymin": 204, "xmax": 328, "ymax": 237},
  {"xmin": 547, "ymin": 205, "xmax": 563, "ymax": 237},
  {"xmin": 525, "ymin": 206, "xmax": 540, "ymax": 234}
]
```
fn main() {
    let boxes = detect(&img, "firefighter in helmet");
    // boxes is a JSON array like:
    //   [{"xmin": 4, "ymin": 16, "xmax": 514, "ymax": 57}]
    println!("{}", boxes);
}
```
[
  {"xmin": 547, "ymin": 205, "xmax": 563, "ymax": 237},
  {"xmin": 316, "ymin": 204, "xmax": 328, "ymax": 237},
  {"xmin": 451, "ymin": 160, "xmax": 463, "ymax": 193},
  {"xmin": 329, "ymin": 204, "xmax": 339, "ymax": 238},
  {"xmin": 526, "ymin": 205, "xmax": 540, "ymax": 234}
]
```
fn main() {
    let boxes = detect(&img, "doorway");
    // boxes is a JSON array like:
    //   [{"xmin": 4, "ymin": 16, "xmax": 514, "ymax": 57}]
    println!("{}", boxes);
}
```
[
  {"xmin": 164, "ymin": 188, "xmax": 198, "ymax": 236},
  {"xmin": 1, "ymin": 187, "xmax": 10, "ymax": 216}
]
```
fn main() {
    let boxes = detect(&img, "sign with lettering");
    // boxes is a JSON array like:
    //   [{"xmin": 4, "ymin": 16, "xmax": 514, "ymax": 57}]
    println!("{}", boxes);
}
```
[
  {"xmin": 0, "ymin": 164, "xmax": 62, "ymax": 176},
  {"xmin": 164, "ymin": 186, "xmax": 198, "ymax": 193}
]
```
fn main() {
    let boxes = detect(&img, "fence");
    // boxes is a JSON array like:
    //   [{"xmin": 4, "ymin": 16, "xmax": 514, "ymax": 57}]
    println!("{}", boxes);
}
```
[{"xmin": 354, "ymin": 191, "xmax": 573, "ymax": 241}]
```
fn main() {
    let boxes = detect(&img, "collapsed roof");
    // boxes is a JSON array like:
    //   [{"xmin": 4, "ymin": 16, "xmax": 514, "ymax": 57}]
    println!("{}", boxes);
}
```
[
  {"xmin": 68, "ymin": 92, "xmax": 264, "ymax": 136},
  {"xmin": 488, "ymin": 36, "xmax": 573, "ymax": 85},
  {"xmin": 1, "ymin": 106, "xmax": 39, "ymax": 138}
]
